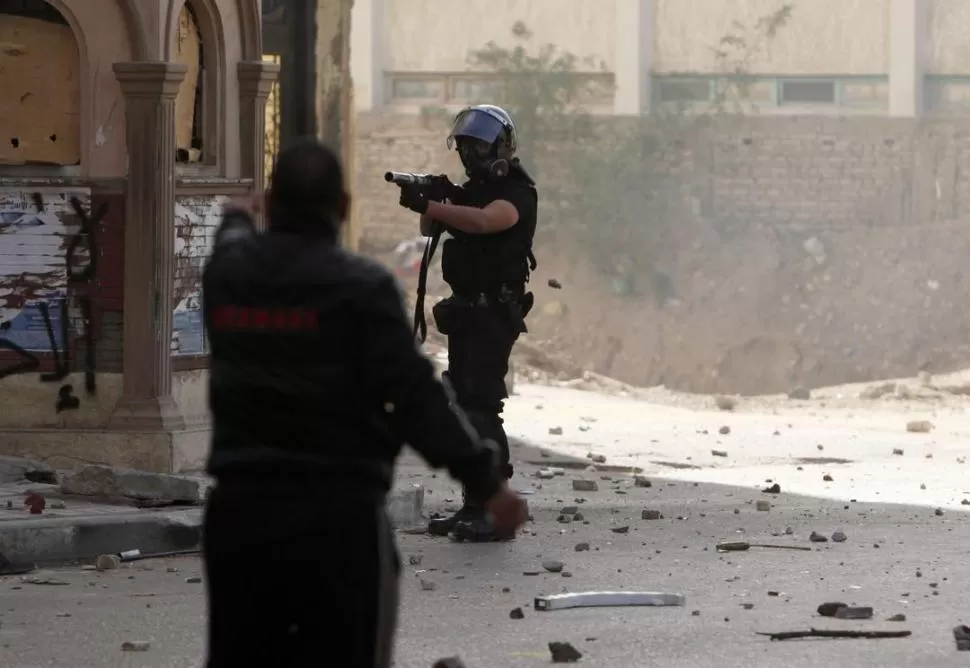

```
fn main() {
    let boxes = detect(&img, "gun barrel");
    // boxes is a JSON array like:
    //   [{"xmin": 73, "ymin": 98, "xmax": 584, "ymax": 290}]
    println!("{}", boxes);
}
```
[{"xmin": 384, "ymin": 171, "xmax": 434, "ymax": 186}]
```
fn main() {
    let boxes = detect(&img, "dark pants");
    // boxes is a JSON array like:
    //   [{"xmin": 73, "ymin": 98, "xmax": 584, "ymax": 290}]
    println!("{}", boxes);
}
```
[
  {"xmin": 438, "ymin": 300, "xmax": 520, "ymax": 504},
  {"xmin": 203, "ymin": 481, "xmax": 400, "ymax": 667}
]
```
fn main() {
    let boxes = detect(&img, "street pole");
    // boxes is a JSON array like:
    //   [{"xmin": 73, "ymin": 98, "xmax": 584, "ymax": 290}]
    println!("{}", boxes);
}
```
[{"xmin": 281, "ymin": 0, "xmax": 317, "ymax": 145}]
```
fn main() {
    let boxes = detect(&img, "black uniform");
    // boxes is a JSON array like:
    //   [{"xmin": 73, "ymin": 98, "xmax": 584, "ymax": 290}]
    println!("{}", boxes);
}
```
[
  {"xmin": 201, "ymin": 212, "xmax": 504, "ymax": 667},
  {"xmin": 429, "ymin": 170, "xmax": 538, "ymax": 526}
]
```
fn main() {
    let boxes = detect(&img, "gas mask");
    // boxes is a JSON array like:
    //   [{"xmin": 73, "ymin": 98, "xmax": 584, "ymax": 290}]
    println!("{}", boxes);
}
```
[{"xmin": 456, "ymin": 137, "xmax": 509, "ymax": 181}]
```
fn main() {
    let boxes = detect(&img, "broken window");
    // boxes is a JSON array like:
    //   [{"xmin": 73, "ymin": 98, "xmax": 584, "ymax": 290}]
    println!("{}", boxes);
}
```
[
  {"xmin": 174, "ymin": 3, "xmax": 205, "ymax": 164},
  {"xmin": 0, "ymin": 0, "xmax": 80, "ymax": 166}
]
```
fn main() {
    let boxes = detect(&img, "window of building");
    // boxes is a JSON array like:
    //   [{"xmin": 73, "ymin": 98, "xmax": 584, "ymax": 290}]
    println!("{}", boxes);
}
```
[
  {"xmin": 387, "ymin": 76, "xmax": 446, "ymax": 103},
  {"xmin": 655, "ymin": 78, "xmax": 713, "ymax": 104},
  {"xmin": 451, "ymin": 77, "xmax": 505, "ymax": 104},
  {"xmin": 384, "ymin": 72, "xmax": 615, "ymax": 111},
  {"xmin": 779, "ymin": 79, "xmax": 837, "ymax": 105},
  {"xmin": 0, "ymin": 1, "xmax": 80, "ymax": 167},
  {"xmin": 174, "ymin": 3, "xmax": 206, "ymax": 164},
  {"xmin": 924, "ymin": 76, "xmax": 970, "ymax": 114}
]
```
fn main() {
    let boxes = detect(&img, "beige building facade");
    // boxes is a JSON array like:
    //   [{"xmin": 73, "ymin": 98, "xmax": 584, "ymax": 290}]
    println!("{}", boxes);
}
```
[
  {"xmin": 352, "ymin": 0, "xmax": 967, "ymax": 118},
  {"xmin": 0, "ymin": 0, "xmax": 278, "ymax": 472}
]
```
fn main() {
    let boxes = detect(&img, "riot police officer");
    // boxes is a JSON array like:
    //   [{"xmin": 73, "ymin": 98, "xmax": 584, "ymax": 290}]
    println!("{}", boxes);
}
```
[{"xmin": 398, "ymin": 105, "xmax": 538, "ymax": 542}]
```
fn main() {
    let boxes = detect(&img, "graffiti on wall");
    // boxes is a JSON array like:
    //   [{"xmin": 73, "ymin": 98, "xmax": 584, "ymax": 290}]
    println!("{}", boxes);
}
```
[
  {"xmin": 0, "ymin": 189, "xmax": 102, "ymax": 411},
  {"xmin": 173, "ymin": 194, "xmax": 226, "ymax": 356}
]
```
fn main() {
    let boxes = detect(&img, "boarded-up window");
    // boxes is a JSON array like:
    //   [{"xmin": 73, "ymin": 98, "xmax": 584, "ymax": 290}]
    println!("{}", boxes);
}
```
[
  {"xmin": 174, "ymin": 3, "xmax": 203, "ymax": 163},
  {"xmin": 0, "ymin": 2, "xmax": 80, "ymax": 166}
]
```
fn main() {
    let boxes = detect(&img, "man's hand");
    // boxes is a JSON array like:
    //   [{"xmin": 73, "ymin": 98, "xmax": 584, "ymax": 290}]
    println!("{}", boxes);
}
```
[
  {"xmin": 399, "ymin": 184, "xmax": 429, "ymax": 214},
  {"xmin": 485, "ymin": 485, "xmax": 528, "ymax": 534}
]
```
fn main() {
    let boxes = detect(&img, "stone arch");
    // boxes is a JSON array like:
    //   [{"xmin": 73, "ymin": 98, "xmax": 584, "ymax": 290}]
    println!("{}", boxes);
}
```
[
  {"xmin": 167, "ymin": 0, "xmax": 228, "ymax": 166},
  {"xmin": 0, "ymin": 1, "xmax": 82, "ymax": 166},
  {"xmin": 114, "ymin": 0, "xmax": 149, "ymax": 60},
  {"xmin": 238, "ymin": 0, "xmax": 261, "ymax": 60}
]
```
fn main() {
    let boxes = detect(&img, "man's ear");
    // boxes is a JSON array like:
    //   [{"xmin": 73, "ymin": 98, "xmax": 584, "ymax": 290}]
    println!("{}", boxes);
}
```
[{"xmin": 337, "ymin": 191, "xmax": 351, "ymax": 222}]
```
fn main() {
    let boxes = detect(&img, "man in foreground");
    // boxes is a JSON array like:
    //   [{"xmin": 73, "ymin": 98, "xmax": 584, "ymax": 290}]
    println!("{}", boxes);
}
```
[{"xmin": 201, "ymin": 138, "xmax": 527, "ymax": 667}]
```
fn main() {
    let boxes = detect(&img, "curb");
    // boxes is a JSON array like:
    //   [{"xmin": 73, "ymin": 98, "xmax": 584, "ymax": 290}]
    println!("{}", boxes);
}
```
[{"xmin": 0, "ymin": 487, "xmax": 425, "ymax": 566}]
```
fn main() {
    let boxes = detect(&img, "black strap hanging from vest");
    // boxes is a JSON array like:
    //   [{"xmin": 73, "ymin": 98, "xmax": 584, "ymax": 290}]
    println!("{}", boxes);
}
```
[{"xmin": 412, "ymin": 228, "xmax": 442, "ymax": 343}]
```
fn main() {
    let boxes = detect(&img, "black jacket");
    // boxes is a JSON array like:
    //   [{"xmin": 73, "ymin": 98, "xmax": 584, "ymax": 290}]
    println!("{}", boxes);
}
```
[{"xmin": 202, "ymin": 212, "xmax": 504, "ymax": 502}]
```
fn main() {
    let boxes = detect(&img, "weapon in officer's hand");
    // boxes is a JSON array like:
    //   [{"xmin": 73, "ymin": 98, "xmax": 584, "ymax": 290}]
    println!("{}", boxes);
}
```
[
  {"xmin": 385, "ymin": 171, "xmax": 454, "ymax": 344},
  {"xmin": 384, "ymin": 171, "xmax": 457, "ymax": 203}
]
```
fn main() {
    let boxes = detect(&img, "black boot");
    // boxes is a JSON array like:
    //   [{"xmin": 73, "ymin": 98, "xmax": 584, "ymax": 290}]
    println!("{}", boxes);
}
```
[
  {"xmin": 451, "ymin": 510, "xmax": 516, "ymax": 543},
  {"xmin": 427, "ymin": 490, "xmax": 481, "ymax": 536}
]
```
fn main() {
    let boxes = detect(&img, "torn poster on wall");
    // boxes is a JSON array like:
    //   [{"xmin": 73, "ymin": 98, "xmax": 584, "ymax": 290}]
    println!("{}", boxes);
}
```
[
  {"xmin": 173, "ymin": 194, "xmax": 226, "ymax": 356},
  {"xmin": 0, "ymin": 190, "xmax": 87, "ymax": 352}
]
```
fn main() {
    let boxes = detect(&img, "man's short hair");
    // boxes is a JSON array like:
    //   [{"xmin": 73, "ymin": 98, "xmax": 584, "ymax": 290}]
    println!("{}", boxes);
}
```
[{"xmin": 267, "ymin": 137, "xmax": 344, "ymax": 233}]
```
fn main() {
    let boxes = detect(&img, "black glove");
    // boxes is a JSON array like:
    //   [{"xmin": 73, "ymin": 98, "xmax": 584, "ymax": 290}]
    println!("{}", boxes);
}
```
[{"xmin": 399, "ymin": 184, "xmax": 429, "ymax": 214}]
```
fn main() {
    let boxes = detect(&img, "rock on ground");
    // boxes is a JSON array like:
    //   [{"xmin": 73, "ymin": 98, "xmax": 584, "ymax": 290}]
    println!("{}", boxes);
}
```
[
  {"xmin": 0, "ymin": 456, "xmax": 55, "ymax": 484},
  {"xmin": 59, "ymin": 465, "xmax": 205, "ymax": 504}
]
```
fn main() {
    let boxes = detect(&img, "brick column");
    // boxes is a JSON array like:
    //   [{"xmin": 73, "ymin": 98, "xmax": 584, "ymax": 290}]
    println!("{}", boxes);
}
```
[
  {"xmin": 109, "ymin": 62, "xmax": 187, "ymax": 430},
  {"xmin": 239, "ymin": 60, "xmax": 280, "ymax": 230},
  {"xmin": 614, "ymin": 0, "xmax": 655, "ymax": 115}
]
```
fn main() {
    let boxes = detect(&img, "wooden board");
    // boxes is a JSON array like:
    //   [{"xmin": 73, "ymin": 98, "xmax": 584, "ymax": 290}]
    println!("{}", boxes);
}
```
[
  {"xmin": 0, "ymin": 15, "xmax": 80, "ymax": 166},
  {"xmin": 173, "ymin": 5, "xmax": 201, "ymax": 153}
]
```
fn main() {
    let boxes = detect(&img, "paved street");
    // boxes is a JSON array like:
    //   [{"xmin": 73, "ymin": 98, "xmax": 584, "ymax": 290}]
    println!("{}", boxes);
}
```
[{"xmin": 4, "ymin": 380, "xmax": 970, "ymax": 666}]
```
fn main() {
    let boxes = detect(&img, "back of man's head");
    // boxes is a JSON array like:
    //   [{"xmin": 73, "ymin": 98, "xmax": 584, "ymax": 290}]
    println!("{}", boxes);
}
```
[{"xmin": 267, "ymin": 137, "xmax": 349, "ymax": 238}]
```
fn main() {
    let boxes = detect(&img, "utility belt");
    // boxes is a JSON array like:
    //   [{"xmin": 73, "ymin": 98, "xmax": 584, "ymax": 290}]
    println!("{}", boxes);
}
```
[{"xmin": 432, "ymin": 284, "xmax": 534, "ymax": 336}]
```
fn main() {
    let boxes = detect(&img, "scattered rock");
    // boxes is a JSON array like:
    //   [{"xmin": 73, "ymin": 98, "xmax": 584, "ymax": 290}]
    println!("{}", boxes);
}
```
[
  {"xmin": 715, "ymin": 396, "xmax": 737, "ymax": 411},
  {"xmin": 408, "ymin": 555, "xmax": 423, "ymax": 566},
  {"xmin": 822, "ymin": 474, "xmax": 833, "ymax": 482},
  {"xmin": 809, "ymin": 531, "xmax": 828, "ymax": 543},
  {"xmin": 906, "ymin": 420, "xmax": 934, "ymax": 434},
  {"xmin": 572, "ymin": 479, "xmax": 598, "ymax": 492},
  {"xmin": 536, "ymin": 469, "xmax": 558, "ymax": 480},
  {"xmin": 59, "ymin": 465, "xmax": 204, "ymax": 505},
  {"xmin": 860, "ymin": 382, "xmax": 896, "ymax": 400},
  {"xmin": 542, "ymin": 560, "xmax": 564, "ymax": 573},
  {"xmin": 547, "ymin": 278, "xmax": 562, "ymax": 289},
  {"xmin": 549, "ymin": 641, "xmax": 583, "ymax": 663},
  {"xmin": 641, "ymin": 509, "xmax": 663, "ymax": 520},
  {"xmin": 762, "ymin": 483, "xmax": 781, "ymax": 494},
  {"xmin": 634, "ymin": 476, "xmax": 652, "ymax": 488},
  {"xmin": 954, "ymin": 625, "xmax": 970, "ymax": 652},
  {"xmin": 433, "ymin": 658, "xmax": 467, "ymax": 668},
  {"xmin": 185, "ymin": 576, "xmax": 202, "ymax": 584},
  {"xmin": 817, "ymin": 602, "xmax": 847, "ymax": 617},
  {"xmin": 835, "ymin": 606, "xmax": 874, "ymax": 620},
  {"xmin": 548, "ymin": 427, "xmax": 564, "ymax": 436},
  {"xmin": 892, "ymin": 448, "xmax": 904, "ymax": 456},
  {"xmin": 788, "ymin": 387, "xmax": 811, "ymax": 400},
  {"xmin": 48, "ymin": 501, "xmax": 66, "ymax": 510},
  {"xmin": 755, "ymin": 500, "xmax": 771, "ymax": 512},
  {"xmin": 574, "ymin": 542, "xmax": 590, "ymax": 552},
  {"xmin": 611, "ymin": 525, "xmax": 630, "ymax": 534},
  {"xmin": 420, "ymin": 579, "xmax": 437, "ymax": 591},
  {"xmin": 711, "ymin": 450, "xmax": 728, "ymax": 458},
  {"xmin": 718, "ymin": 425, "xmax": 731, "ymax": 435},
  {"xmin": 587, "ymin": 453, "xmax": 607, "ymax": 464},
  {"xmin": 887, "ymin": 613, "xmax": 907, "ymax": 622},
  {"xmin": 962, "ymin": 499, "xmax": 970, "ymax": 506},
  {"xmin": 0, "ymin": 456, "xmax": 55, "ymax": 484},
  {"xmin": 934, "ymin": 507, "xmax": 943, "ymax": 516},
  {"xmin": 121, "ymin": 640, "xmax": 150, "ymax": 652},
  {"xmin": 831, "ymin": 531, "xmax": 847, "ymax": 543},
  {"xmin": 95, "ymin": 554, "xmax": 120, "ymax": 572},
  {"xmin": 509, "ymin": 607, "xmax": 525, "ymax": 620}
]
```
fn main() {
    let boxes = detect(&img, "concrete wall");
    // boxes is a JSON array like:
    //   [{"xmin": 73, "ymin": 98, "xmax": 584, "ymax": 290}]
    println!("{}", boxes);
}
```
[
  {"xmin": 382, "ymin": 0, "xmax": 616, "ymax": 73},
  {"xmin": 655, "ymin": 0, "xmax": 890, "ymax": 75}
]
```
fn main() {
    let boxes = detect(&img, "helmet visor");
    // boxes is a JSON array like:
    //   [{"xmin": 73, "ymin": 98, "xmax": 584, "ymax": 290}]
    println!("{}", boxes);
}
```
[{"xmin": 447, "ymin": 109, "xmax": 506, "ymax": 149}]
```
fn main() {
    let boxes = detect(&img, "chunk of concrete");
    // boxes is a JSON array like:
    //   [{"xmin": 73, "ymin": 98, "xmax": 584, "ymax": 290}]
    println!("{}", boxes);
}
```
[
  {"xmin": 0, "ymin": 456, "xmax": 55, "ymax": 484},
  {"xmin": 59, "ymin": 465, "xmax": 203, "ymax": 504}
]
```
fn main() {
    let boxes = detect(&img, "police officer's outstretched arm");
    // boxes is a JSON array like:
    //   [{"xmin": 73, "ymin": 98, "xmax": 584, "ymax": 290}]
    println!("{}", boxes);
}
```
[{"xmin": 357, "ymin": 271, "xmax": 526, "ymax": 529}]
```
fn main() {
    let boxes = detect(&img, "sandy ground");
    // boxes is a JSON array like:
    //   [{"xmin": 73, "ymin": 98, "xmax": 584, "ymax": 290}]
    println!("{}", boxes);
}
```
[{"xmin": 500, "ymin": 367, "xmax": 970, "ymax": 511}]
